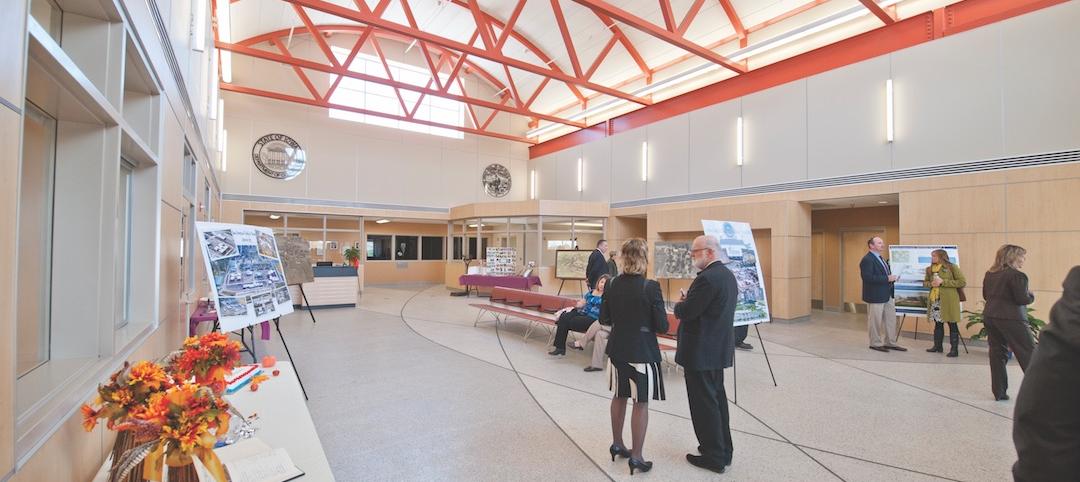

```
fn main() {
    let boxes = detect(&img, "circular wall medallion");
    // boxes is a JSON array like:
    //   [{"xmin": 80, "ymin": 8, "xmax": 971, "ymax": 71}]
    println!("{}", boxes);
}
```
[
  {"xmin": 252, "ymin": 133, "xmax": 306, "ymax": 180},
  {"xmin": 481, "ymin": 163, "xmax": 512, "ymax": 198}
]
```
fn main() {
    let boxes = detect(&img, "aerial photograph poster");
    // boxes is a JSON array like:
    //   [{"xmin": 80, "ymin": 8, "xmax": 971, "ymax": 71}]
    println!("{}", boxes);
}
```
[{"xmin": 196, "ymin": 222, "xmax": 294, "ymax": 331}]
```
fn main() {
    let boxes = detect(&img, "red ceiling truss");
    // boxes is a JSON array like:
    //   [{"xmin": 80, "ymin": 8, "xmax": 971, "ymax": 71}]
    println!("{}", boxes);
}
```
[{"xmin": 216, "ymin": 0, "xmax": 1064, "ymax": 146}]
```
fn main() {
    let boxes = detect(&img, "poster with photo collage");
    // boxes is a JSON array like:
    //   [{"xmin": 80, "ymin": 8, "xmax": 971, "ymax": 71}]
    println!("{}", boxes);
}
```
[{"xmin": 196, "ymin": 222, "xmax": 294, "ymax": 331}]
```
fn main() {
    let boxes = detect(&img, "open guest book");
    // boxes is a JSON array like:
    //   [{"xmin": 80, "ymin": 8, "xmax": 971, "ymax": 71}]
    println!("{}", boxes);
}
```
[{"xmin": 209, "ymin": 438, "xmax": 305, "ymax": 482}]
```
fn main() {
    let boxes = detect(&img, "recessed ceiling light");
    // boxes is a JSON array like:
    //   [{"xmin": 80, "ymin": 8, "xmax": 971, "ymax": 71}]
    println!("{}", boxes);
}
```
[
  {"xmin": 269, "ymin": 214, "xmax": 281, "ymax": 220},
  {"xmin": 878, "ymin": 201, "xmax": 889, "ymax": 204},
  {"xmin": 375, "ymin": 219, "xmax": 391, "ymax": 224}
]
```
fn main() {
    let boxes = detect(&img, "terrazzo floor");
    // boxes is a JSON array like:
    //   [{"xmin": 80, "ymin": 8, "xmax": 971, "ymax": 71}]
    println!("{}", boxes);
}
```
[{"xmin": 253, "ymin": 284, "xmax": 1024, "ymax": 481}]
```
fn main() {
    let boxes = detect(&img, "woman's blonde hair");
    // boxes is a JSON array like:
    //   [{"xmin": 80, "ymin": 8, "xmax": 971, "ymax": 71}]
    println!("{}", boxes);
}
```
[
  {"xmin": 990, "ymin": 244, "xmax": 1026, "ymax": 272},
  {"xmin": 931, "ymin": 249, "xmax": 953, "ymax": 267},
  {"xmin": 619, "ymin": 238, "xmax": 649, "ymax": 275}
]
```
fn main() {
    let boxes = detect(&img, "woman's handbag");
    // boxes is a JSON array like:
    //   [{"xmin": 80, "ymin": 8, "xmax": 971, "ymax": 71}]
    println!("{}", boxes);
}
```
[{"xmin": 957, "ymin": 286, "xmax": 967, "ymax": 302}]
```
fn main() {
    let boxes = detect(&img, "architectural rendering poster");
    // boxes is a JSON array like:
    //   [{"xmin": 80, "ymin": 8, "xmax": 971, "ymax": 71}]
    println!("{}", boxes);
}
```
[
  {"xmin": 274, "ymin": 233, "xmax": 315, "ymax": 285},
  {"xmin": 555, "ymin": 250, "xmax": 591, "ymax": 280},
  {"xmin": 654, "ymin": 242, "xmax": 695, "ymax": 279},
  {"xmin": 888, "ymin": 245, "xmax": 960, "ymax": 315},
  {"xmin": 197, "ymin": 222, "xmax": 294, "ymax": 331},
  {"xmin": 701, "ymin": 220, "xmax": 770, "ymax": 326}
]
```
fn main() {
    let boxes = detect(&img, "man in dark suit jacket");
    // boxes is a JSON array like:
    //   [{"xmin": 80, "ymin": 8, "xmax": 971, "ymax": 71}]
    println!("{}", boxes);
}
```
[
  {"xmin": 585, "ymin": 239, "xmax": 609, "ymax": 290},
  {"xmin": 860, "ymin": 236, "xmax": 906, "ymax": 352},
  {"xmin": 674, "ymin": 235, "xmax": 738, "ymax": 474}
]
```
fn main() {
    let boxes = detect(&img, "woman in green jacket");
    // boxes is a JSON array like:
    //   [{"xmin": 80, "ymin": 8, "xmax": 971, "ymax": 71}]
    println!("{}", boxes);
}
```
[{"xmin": 924, "ymin": 249, "xmax": 967, "ymax": 357}]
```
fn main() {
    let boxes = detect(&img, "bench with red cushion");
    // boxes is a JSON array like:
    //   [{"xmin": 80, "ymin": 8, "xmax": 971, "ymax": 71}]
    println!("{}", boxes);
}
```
[{"xmin": 471, "ymin": 287, "xmax": 579, "ymax": 341}]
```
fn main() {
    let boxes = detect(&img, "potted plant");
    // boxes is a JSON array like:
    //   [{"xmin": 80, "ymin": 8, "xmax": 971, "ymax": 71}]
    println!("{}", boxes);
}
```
[
  {"xmin": 963, "ymin": 303, "xmax": 1047, "ymax": 342},
  {"xmin": 343, "ymin": 246, "xmax": 360, "ymax": 268}
]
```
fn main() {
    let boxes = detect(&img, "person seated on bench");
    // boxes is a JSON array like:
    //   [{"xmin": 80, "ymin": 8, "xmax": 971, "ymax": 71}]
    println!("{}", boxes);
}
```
[
  {"xmin": 550, "ymin": 274, "xmax": 610, "ymax": 356},
  {"xmin": 572, "ymin": 317, "xmax": 611, "ymax": 372}
]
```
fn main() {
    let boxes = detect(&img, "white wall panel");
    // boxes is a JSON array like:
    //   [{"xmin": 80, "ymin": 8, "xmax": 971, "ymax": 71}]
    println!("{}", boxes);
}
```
[
  {"xmin": 610, "ymin": 128, "xmax": 648, "ymax": 202},
  {"xmin": 581, "ymin": 137, "xmax": 611, "ymax": 202},
  {"xmin": 688, "ymin": 99, "xmax": 742, "ymax": 193},
  {"xmin": 807, "ymin": 56, "xmax": 893, "ymax": 178},
  {"xmin": 555, "ymin": 146, "xmax": 582, "ymax": 201},
  {"xmin": 891, "ymin": 25, "xmax": 1004, "ymax": 168},
  {"xmin": 742, "ymin": 80, "xmax": 807, "ymax": 187},
  {"xmin": 400, "ymin": 144, "xmax": 443, "ymax": 207},
  {"xmin": 1000, "ymin": 1, "xmax": 1080, "ymax": 156},
  {"xmin": 304, "ymin": 130, "xmax": 357, "ymax": 202},
  {"xmin": 442, "ymin": 149, "xmax": 478, "ymax": 206},
  {"xmin": 646, "ymin": 114, "xmax": 690, "ymax": 199},
  {"xmin": 533, "ymin": 153, "xmax": 558, "ymax": 200},
  {"xmin": 356, "ymin": 138, "xmax": 401, "ymax": 204}
]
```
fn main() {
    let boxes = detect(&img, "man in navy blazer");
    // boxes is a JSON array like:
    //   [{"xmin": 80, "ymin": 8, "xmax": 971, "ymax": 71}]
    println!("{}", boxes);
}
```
[
  {"xmin": 860, "ymin": 236, "xmax": 907, "ymax": 352},
  {"xmin": 585, "ymin": 239, "xmax": 609, "ymax": 290},
  {"xmin": 674, "ymin": 235, "xmax": 738, "ymax": 474}
]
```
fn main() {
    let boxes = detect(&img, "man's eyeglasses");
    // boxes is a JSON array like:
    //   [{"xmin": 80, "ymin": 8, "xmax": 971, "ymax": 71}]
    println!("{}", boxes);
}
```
[{"xmin": 690, "ymin": 248, "xmax": 709, "ymax": 254}]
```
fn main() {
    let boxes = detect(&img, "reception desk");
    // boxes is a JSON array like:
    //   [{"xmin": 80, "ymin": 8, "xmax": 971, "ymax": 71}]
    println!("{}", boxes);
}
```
[{"xmin": 289, "ymin": 266, "xmax": 359, "ymax": 309}]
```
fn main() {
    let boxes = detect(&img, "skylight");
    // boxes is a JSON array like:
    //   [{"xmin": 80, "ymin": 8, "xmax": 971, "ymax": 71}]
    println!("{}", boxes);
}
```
[{"xmin": 328, "ymin": 47, "xmax": 465, "ymax": 139}]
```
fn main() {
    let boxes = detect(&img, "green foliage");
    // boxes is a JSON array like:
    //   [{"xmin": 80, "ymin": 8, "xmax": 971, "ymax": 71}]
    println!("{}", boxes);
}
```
[
  {"xmin": 963, "ymin": 303, "xmax": 1046, "ymax": 342},
  {"xmin": 343, "ymin": 247, "xmax": 361, "ymax": 264}
]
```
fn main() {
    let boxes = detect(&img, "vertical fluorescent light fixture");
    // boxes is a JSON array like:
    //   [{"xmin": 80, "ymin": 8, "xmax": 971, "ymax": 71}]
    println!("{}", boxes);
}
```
[
  {"xmin": 217, "ymin": 99, "xmax": 224, "ymax": 123},
  {"xmin": 886, "ymin": 78, "xmax": 895, "ymax": 143},
  {"xmin": 736, "ymin": 116, "xmax": 744, "ymax": 166},
  {"xmin": 577, "ymin": 158, "xmax": 583, "ymax": 192},
  {"xmin": 530, "ymin": 170, "xmax": 537, "ymax": 199},
  {"xmin": 193, "ymin": 0, "xmax": 207, "ymax": 51},
  {"xmin": 219, "ymin": 129, "xmax": 228, "ymax": 172},
  {"xmin": 217, "ymin": 0, "xmax": 232, "ymax": 83},
  {"xmin": 641, "ymin": 141, "xmax": 648, "ymax": 182}
]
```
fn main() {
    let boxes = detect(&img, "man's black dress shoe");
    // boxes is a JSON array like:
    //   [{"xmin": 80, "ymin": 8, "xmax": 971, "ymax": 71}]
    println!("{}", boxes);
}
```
[
  {"xmin": 885, "ymin": 345, "xmax": 908, "ymax": 352},
  {"xmin": 995, "ymin": 394, "xmax": 1010, "ymax": 401},
  {"xmin": 735, "ymin": 342, "xmax": 753, "ymax": 350},
  {"xmin": 686, "ymin": 454, "xmax": 725, "ymax": 474},
  {"xmin": 869, "ymin": 345, "xmax": 889, "ymax": 352}
]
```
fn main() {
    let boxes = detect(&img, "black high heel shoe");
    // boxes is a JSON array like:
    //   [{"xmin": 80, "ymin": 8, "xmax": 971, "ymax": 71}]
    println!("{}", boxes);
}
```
[
  {"xmin": 628, "ymin": 458, "xmax": 653, "ymax": 475},
  {"xmin": 608, "ymin": 444, "xmax": 631, "ymax": 461}
]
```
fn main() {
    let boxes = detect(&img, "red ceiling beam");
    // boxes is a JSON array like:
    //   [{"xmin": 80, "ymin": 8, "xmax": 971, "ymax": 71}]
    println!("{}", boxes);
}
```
[
  {"xmin": 531, "ymin": 0, "xmax": 1068, "ymax": 158},
  {"xmin": 858, "ymin": 0, "xmax": 896, "ymax": 25},
  {"xmin": 717, "ymin": 0, "xmax": 747, "ymax": 45},
  {"xmin": 221, "ymin": 83, "xmax": 535, "ymax": 144},
  {"xmin": 283, "ymin": 0, "xmax": 651, "ymax": 105},
  {"xmin": 571, "ymin": 0, "xmax": 746, "ymax": 74},
  {"xmin": 585, "ymin": 36, "xmax": 618, "ymax": 79},
  {"xmin": 677, "ymin": 0, "xmax": 707, "ymax": 36},
  {"xmin": 495, "ymin": 0, "xmax": 528, "ymax": 51},
  {"xmin": 541, "ymin": 0, "xmax": 831, "ymax": 121},
  {"xmin": 659, "ymin": 0, "xmax": 677, "ymax": 32},
  {"xmin": 593, "ymin": 11, "xmax": 651, "ymax": 77},
  {"xmin": 269, "ymin": 38, "xmax": 322, "ymax": 100},
  {"xmin": 551, "ymin": 0, "xmax": 585, "ymax": 78},
  {"xmin": 216, "ymin": 40, "xmax": 586, "ymax": 128},
  {"xmin": 291, "ymin": 4, "xmax": 341, "ymax": 66}
]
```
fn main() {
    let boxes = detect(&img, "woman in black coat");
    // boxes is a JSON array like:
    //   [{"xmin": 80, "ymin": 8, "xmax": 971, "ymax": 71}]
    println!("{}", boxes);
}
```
[
  {"xmin": 599, "ymin": 238, "xmax": 668, "ymax": 475},
  {"xmin": 981, "ymin": 244, "xmax": 1035, "ymax": 401},
  {"xmin": 1013, "ymin": 266, "xmax": 1080, "ymax": 481}
]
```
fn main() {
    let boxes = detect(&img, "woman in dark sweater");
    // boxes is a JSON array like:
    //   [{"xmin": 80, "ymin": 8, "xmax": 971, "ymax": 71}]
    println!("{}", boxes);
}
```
[
  {"xmin": 600, "ymin": 238, "xmax": 668, "ymax": 475},
  {"xmin": 981, "ymin": 244, "xmax": 1035, "ymax": 401}
]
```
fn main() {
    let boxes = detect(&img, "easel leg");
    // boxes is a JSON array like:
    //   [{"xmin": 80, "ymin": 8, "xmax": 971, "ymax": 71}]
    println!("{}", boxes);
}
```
[
  {"xmin": 754, "ymin": 324, "xmax": 778, "ymax": 387},
  {"xmin": 732, "ymin": 353, "xmax": 737, "ymax": 406},
  {"xmin": 557, "ymin": 280, "xmax": 565, "ymax": 295},
  {"xmin": 273, "ymin": 317, "xmax": 309, "ymax": 400},
  {"xmin": 298, "ymin": 284, "xmax": 317, "ymax": 324},
  {"xmin": 958, "ymin": 330, "xmax": 969, "ymax": 354},
  {"xmin": 913, "ymin": 315, "xmax": 918, "ymax": 341},
  {"xmin": 896, "ymin": 314, "xmax": 907, "ymax": 344}
]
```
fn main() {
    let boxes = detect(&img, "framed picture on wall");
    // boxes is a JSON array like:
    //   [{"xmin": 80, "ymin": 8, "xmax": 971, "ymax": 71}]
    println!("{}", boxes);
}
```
[{"xmin": 327, "ymin": 241, "xmax": 338, "ymax": 250}]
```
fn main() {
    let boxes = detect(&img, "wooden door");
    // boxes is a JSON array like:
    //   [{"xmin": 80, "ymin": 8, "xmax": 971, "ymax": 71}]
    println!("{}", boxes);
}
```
[{"xmin": 841, "ymin": 230, "xmax": 884, "ymax": 309}]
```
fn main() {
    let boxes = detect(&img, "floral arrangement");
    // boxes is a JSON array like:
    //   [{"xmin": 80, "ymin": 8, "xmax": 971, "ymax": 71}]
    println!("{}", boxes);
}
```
[
  {"xmin": 81, "ymin": 361, "xmax": 175, "ymax": 433},
  {"xmin": 107, "ymin": 382, "xmax": 232, "ymax": 482},
  {"xmin": 81, "ymin": 332, "xmax": 246, "ymax": 481},
  {"xmin": 170, "ymin": 332, "xmax": 242, "ymax": 395}
]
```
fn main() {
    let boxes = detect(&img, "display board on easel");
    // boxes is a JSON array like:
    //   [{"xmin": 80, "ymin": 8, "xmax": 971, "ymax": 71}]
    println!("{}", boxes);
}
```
[
  {"xmin": 275, "ymin": 233, "xmax": 318, "ymax": 324},
  {"xmin": 555, "ymin": 249, "xmax": 590, "ymax": 295},
  {"xmin": 889, "ymin": 245, "xmax": 961, "ymax": 315},
  {"xmin": 702, "ymin": 220, "xmax": 777, "ymax": 400},
  {"xmin": 197, "ymin": 222, "xmax": 294, "ymax": 331}
]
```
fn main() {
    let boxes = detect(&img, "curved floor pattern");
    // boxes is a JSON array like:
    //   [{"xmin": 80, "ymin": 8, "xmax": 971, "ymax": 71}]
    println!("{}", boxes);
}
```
[{"xmin": 259, "ymin": 284, "xmax": 1023, "ymax": 481}]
